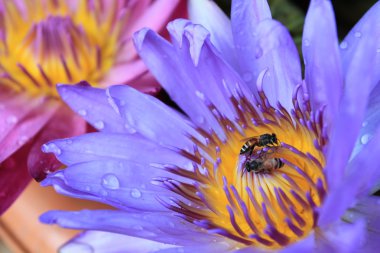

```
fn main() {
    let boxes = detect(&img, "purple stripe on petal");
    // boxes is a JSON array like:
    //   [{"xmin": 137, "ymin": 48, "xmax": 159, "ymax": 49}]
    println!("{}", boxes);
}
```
[
  {"xmin": 302, "ymin": 0, "xmax": 343, "ymax": 120},
  {"xmin": 40, "ymin": 210, "xmax": 220, "ymax": 246},
  {"xmin": 57, "ymin": 82, "xmax": 125, "ymax": 133},
  {"xmin": 188, "ymin": 0, "xmax": 237, "ymax": 68},
  {"xmin": 60, "ymin": 231, "xmax": 175, "ymax": 253}
]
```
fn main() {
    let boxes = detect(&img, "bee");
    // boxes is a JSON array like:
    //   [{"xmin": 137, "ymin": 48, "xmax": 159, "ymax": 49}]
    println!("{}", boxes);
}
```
[
  {"xmin": 244, "ymin": 157, "xmax": 284, "ymax": 175},
  {"xmin": 240, "ymin": 133, "xmax": 279, "ymax": 156}
]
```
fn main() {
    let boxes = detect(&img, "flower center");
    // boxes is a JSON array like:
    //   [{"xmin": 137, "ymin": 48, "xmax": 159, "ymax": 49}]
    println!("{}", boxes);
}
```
[
  {"xmin": 0, "ymin": 0, "xmax": 125, "ymax": 97},
  {"xmin": 157, "ymin": 86, "xmax": 328, "ymax": 249}
]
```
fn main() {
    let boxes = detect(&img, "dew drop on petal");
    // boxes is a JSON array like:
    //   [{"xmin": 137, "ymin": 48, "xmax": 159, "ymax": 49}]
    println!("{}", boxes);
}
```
[
  {"xmin": 6, "ymin": 115, "xmax": 17, "ymax": 124},
  {"xmin": 94, "ymin": 120, "xmax": 104, "ymax": 130},
  {"xmin": 77, "ymin": 109, "xmax": 87, "ymax": 116},
  {"xmin": 101, "ymin": 173, "xmax": 120, "ymax": 190},
  {"xmin": 17, "ymin": 136, "xmax": 28, "ymax": 145},
  {"xmin": 303, "ymin": 39, "xmax": 310, "ymax": 47},
  {"xmin": 255, "ymin": 47, "xmax": 263, "ymax": 59},
  {"xmin": 360, "ymin": 134, "xmax": 371, "ymax": 145},
  {"xmin": 131, "ymin": 188, "xmax": 141, "ymax": 198},
  {"xmin": 340, "ymin": 41, "xmax": 348, "ymax": 50},
  {"xmin": 354, "ymin": 31, "xmax": 362, "ymax": 38},
  {"xmin": 42, "ymin": 143, "xmax": 62, "ymax": 155},
  {"xmin": 124, "ymin": 124, "xmax": 137, "ymax": 134}
]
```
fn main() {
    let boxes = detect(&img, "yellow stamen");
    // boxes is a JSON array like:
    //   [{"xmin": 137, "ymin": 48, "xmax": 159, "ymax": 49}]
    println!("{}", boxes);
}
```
[
  {"xmin": 0, "ymin": 0, "xmax": 126, "ymax": 97},
  {"xmin": 160, "ymin": 89, "xmax": 327, "ymax": 249}
]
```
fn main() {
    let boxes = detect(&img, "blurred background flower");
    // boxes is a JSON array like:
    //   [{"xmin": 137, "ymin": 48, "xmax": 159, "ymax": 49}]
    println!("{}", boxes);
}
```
[
  {"xmin": 38, "ymin": 0, "xmax": 380, "ymax": 252},
  {"xmin": 0, "ymin": 0, "xmax": 184, "ymax": 215}
]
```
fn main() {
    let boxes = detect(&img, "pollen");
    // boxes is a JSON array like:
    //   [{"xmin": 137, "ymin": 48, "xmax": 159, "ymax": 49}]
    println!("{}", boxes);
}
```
[
  {"xmin": 0, "ymin": 0, "xmax": 125, "ymax": 97},
  {"xmin": 156, "ymin": 81, "xmax": 328, "ymax": 249}
]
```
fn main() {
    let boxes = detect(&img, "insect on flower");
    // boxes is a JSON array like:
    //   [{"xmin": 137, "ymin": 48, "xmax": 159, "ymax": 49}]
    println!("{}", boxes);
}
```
[
  {"xmin": 239, "ymin": 133, "xmax": 280, "ymax": 156},
  {"xmin": 39, "ymin": 0, "xmax": 380, "ymax": 252}
]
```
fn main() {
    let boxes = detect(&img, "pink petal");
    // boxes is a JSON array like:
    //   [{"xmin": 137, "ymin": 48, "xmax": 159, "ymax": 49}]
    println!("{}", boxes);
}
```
[
  {"xmin": 27, "ymin": 104, "xmax": 86, "ymax": 182},
  {"xmin": 0, "ymin": 96, "xmax": 59, "ymax": 163},
  {"xmin": 0, "ymin": 144, "xmax": 31, "ymax": 215}
]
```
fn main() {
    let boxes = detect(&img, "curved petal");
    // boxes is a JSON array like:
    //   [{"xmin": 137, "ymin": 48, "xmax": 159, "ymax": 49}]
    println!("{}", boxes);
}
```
[
  {"xmin": 302, "ymin": 0, "xmax": 343, "ymax": 120},
  {"xmin": 340, "ymin": 2, "xmax": 380, "ymax": 91},
  {"xmin": 40, "ymin": 209, "xmax": 220, "ymax": 246},
  {"xmin": 107, "ymin": 85, "xmax": 202, "ymax": 150},
  {"xmin": 133, "ymin": 27, "xmax": 223, "ymax": 137},
  {"xmin": 232, "ymin": 16, "xmax": 301, "ymax": 110},
  {"xmin": 60, "ymin": 231, "xmax": 175, "ymax": 253},
  {"xmin": 155, "ymin": 242, "xmax": 232, "ymax": 253},
  {"xmin": 315, "ymin": 220, "xmax": 366, "ymax": 253},
  {"xmin": 0, "ymin": 144, "xmax": 31, "ymax": 215},
  {"xmin": 57, "ymin": 82, "xmax": 124, "ymax": 133},
  {"xmin": 27, "ymin": 105, "xmax": 86, "ymax": 182},
  {"xmin": 43, "ymin": 159, "xmax": 180, "ymax": 212},
  {"xmin": 188, "ymin": 0, "xmax": 237, "ymax": 68},
  {"xmin": 325, "ymin": 4, "xmax": 379, "ymax": 190},
  {"xmin": 319, "ymin": 128, "xmax": 380, "ymax": 226},
  {"xmin": 41, "ymin": 132, "xmax": 191, "ymax": 169},
  {"xmin": 0, "ymin": 97, "xmax": 59, "ymax": 163}
]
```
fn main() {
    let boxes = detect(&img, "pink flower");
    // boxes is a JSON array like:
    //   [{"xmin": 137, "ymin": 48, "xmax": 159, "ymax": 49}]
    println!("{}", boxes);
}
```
[{"xmin": 0, "ymin": 0, "xmax": 184, "ymax": 215}]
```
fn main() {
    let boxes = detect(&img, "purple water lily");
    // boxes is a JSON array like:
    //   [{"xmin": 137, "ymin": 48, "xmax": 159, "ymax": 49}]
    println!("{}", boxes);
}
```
[{"xmin": 40, "ymin": 0, "xmax": 380, "ymax": 252}]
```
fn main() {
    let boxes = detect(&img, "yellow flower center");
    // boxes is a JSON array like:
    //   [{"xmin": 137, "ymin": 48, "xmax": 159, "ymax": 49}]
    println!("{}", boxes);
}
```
[
  {"xmin": 0, "ymin": 0, "xmax": 125, "ymax": 97},
  {"xmin": 158, "ymin": 88, "xmax": 327, "ymax": 249}
]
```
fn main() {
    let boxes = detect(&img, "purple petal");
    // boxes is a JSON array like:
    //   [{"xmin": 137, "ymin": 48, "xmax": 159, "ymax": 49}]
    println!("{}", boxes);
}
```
[
  {"xmin": 133, "ymin": 28, "xmax": 222, "ymax": 136},
  {"xmin": 340, "ymin": 2, "xmax": 380, "ymax": 91},
  {"xmin": 352, "ymin": 82, "xmax": 380, "ymax": 158},
  {"xmin": 60, "ymin": 231, "xmax": 175, "ymax": 253},
  {"xmin": 325, "ymin": 5, "xmax": 379, "ymax": 190},
  {"xmin": 43, "ymin": 159, "xmax": 181, "ymax": 212},
  {"xmin": 278, "ymin": 234, "xmax": 314, "ymax": 253},
  {"xmin": 188, "ymin": 0, "xmax": 237, "ymax": 68},
  {"xmin": 231, "ymin": 0, "xmax": 271, "ymax": 28},
  {"xmin": 231, "ymin": 15, "xmax": 301, "ymax": 110},
  {"xmin": 57, "ymin": 82, "xmax": 125, "ymax": 133},
  {"xmin": 107, "ymin": 85, "xmax": 202, "ymax": 150},
  {"xmin": 40, "ymin": 209, "xmax": 220, "ymax": 246},
  {"xmin": 319, "ymin": 128, "xmax": 380, "ymax": 226},
  {"xmin": 41, "ymin": 133, "xmax": 191, "ymax": 169},
  {"xmin": 166, "ymin": 20, "xmax": 252, "ymax": 122},
  {"xmin": 155, "ymin": 242, "xmax": 232, "ymax": 253},
  {"xmin": 302, "ymin": 0, "xmax": 343, "ymax": 118},
  {"xmin": 316, "ymin": 220, "xmax": 366, "ymax": 253}
]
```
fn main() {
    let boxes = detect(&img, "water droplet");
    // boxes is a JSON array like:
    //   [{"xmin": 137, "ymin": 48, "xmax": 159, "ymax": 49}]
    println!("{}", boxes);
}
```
[
  {"xmin": 42, "ymin": 143, "xmax": 62, "ymax": 155},
  {"xmin": 354, "ymin": 31, "xmax": 362, "ymax": 38},
  {"xmin": 195, "ymin": 90, "xmax": 205, "ymax": 100},
  {"xmin": 124, "ymin": 124, "xmax": 137, "ymax": 134},
  {"xmin": 131, "ymin": 188, "xmax": 141, "ymax": 198},
  {"xmin": 243, "ymin": 72, "xmax": 253, "ymax": 82},
  {"xmin": 340, "ymin": 41, "xmax": 348, "ymax": 49},
  {"xmin": 6, "ymin": 115, "xmax": 17, "ymax": 124},
  {"xmin": 101, "ymin": 174, "xmax": 120, "ymax": 190},
  {"xmin": 78, "ymin": 109, "xmax": 87, "ymax": 116},
  {"xmin": 17, "ymin": 136, "xmax": 28, "ymax": 145},
  {"xmin": 303, "ymin": 39, "xmax": 310, "ymax": 47},
  {"xmin": 255, "ymin": 47, "xmax": 263, "ymax": 59},
  {"xmin": 94, "ymin": 120, "xmax": 104, "ymax": 130},
  {"xmin": 361, "ymin": 134, "xmax": 371, "ymax": 145}
]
